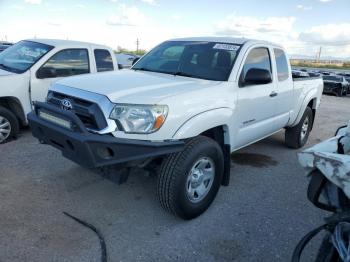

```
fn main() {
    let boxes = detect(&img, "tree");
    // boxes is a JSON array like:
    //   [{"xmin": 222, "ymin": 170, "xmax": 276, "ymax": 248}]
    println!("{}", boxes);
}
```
[{"xmin": 115, "ymin": 46, "xmax": 147, "ymax": 55}]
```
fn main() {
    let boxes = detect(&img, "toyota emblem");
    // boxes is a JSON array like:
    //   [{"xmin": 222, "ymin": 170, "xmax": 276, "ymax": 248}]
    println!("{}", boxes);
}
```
[{"xmin": 61, "ymin": 99, "xmax": 73, "ymax": 110}]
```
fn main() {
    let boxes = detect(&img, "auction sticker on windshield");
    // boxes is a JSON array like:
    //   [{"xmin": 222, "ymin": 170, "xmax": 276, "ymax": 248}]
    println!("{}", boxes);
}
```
[
  {"xmin": 22, "ymin": 49, "xmax": 45, "ymax": 58},
  {"xmin": 213, "ymin": 44, "xmax": 240, "ymax": 51}
]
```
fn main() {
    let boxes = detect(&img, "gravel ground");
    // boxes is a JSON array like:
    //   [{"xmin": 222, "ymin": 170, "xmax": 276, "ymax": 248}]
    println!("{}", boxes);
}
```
[{"xmin": 0, "ymin": 95, "xmax": 349, "ymax": 262}]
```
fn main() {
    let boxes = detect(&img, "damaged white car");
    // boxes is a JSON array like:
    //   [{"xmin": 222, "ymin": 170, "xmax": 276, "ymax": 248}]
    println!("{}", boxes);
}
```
[
  {"xmin": 294, "ymin": 122, "xmax": 350, "ymax": 261},
  {"xmin": 299, "ymin": 121, "xmax": 350, "ymax": 196}
]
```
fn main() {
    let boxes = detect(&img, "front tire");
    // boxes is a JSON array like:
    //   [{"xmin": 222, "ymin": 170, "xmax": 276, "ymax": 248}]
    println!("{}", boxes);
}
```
[
  {"xmin": 157, "ymin": 136, "xmax": 224, "ymax": 220},
  {"xmin": 285, "ymin": 107, "xmax": 313, "ymax": 149},
  {"xmin": 336, "ymin": 86, "xmax": 344, "ymax": 97},
  {"xmin": 0, "ymin": 106, "xmax": 19, "ymax": 144}
]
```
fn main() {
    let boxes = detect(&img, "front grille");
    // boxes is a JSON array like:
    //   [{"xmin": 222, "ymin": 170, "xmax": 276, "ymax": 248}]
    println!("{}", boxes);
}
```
[{"xmin": 47, "ymin": 91, "xmax": 107, "ymax": 130}]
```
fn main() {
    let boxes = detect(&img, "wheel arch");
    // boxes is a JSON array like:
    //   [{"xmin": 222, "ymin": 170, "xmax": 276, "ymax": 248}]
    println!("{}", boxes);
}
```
[
  {"xmin": 198, "ymin": 126, "xmax": 231, "ymax": 186},
  {"xmin": 172, "ymin": 108, "xmax": 233, "ymax": 142},
  {"xmin": 290, "ymin": 93, "xmax": 318, "ymax": 129},
  {"xmin": 172, "ymin": 108, "xmax": 234, "ymax": 186},
  {"xmin": 0, "ymin": 97, "xmax": 27, "ymax": 126},
  {"xmin": 307, "ymin": 98, "xmax": 317, "ymax": 130}
]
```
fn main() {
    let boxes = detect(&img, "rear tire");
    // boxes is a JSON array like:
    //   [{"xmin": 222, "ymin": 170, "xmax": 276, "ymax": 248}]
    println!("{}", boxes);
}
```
[
  {"xmin": 0, "ymin": 106, "xmax": 19, "ymax": 144},
  {"xmin": 285, "ymin": 107, "xmax": 313, "ymax": 149},
  {"xmin": 157, "ymin": 136, "xmax": 224, "ymax": 220}
]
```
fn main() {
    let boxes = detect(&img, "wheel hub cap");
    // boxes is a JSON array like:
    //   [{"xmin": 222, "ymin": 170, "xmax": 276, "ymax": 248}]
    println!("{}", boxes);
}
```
[
  {"xmin": 0, "ymin": 116, "xmax": 11, "ymax": 143},
  {"xmin": 186, "ymin": 157, "xmax": 215, "ymax": 203},
  {"xmin": 301, "ymin": 117, "xmax": 309, "ymax": 141}
]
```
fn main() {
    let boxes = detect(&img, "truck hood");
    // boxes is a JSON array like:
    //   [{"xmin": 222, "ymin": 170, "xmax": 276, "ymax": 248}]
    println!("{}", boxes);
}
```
[{"xmin": 55, "ymin": 70, "xmax": 222, "ymax": 104}]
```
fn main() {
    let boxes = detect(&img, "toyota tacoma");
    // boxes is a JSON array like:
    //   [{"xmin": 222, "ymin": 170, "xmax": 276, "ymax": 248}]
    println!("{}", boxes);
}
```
[{"xmin": 28, "ymin": 37, "xmax": 323, "ymax": 219}]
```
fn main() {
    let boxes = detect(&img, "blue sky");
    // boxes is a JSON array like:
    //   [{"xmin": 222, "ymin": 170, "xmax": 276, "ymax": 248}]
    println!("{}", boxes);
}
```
[{"xmin": 0, "ymin": 0, "xmax": 349, "ymax": 58}]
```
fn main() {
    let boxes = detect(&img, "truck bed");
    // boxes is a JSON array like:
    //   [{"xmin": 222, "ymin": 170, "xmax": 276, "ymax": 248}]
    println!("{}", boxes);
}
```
[{"xmin": 293, "ymin": 76, "xmax": 322, "ymax": 81}]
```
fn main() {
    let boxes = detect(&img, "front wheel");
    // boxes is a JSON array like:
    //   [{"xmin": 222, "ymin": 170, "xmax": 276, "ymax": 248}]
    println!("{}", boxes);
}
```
[
  {"xmin": 285, "ymin": 107, "xmax": 313, "ymax": 149},
  {"xmin": 336, "ymin": 86, "xmax": 344, "ymax": 97},
  {"xmin": 0, "ymin": 106, "xmax": 19, "ymax": 144},
  {"xmin": 157, "ymin": 136, "xmax": 224, "ymax": 220}
]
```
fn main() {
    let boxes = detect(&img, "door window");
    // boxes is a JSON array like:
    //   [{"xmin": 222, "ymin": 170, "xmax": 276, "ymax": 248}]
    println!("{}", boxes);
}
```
[
  {"xmin": 37, "ymin": 49, "xmax": 89, "ymax": 79},
  {"xmin": 241, "ymin": 47, "xmax": 272, "ymax": 85},
  {"xmin": 94, "ymin": 49, "xmax": 114, "ymax": 72}
]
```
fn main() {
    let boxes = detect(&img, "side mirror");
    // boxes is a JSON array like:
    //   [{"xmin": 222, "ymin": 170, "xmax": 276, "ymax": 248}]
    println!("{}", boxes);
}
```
[
  {"xmin": 36, "ymin": 67, "xmax": 57, "ymax": 79},
  {"xmin": 132, "ymin": 57, "xmax": 140, "ymax": 66},
  {"xmin": 243, "ymin": 68, "xmax": 272, "ymax": 86},
  {"xmin": 118, "ymin": 64, "xmax": 124, "ymax": 70}
]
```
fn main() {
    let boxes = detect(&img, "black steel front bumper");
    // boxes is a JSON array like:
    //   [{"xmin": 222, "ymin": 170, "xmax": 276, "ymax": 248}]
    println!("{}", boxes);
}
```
[{"xmin": 28, "ymin": 102, "xmax": 184, "ymax": 168}]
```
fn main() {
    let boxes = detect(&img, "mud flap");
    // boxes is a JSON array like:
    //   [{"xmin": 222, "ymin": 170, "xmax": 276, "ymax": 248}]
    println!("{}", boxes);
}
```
[{"xmin": 221, "ymin": 144, "xmax": 231, "ymax": 186}]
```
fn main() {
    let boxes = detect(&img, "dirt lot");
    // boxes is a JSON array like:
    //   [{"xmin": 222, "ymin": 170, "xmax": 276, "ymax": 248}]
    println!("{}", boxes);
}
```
[{"xmin": 0, "ymin": 95, "xmax": 349, "ymax": 262}]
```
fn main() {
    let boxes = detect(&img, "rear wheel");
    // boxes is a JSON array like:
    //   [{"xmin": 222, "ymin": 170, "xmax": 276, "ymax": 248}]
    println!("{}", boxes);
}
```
[
  {"xmin": 342, "ymin": 86, "xmax": 347, "ymax": 96},
  {"xmin": 285, "ymin": 107, "xmax": 313, "ymax": 149},
  {"xmin": 157, "ymin": 136, "xmax": 224, "ymax": 220},
  {"xmin": 0, "ymin": 106, "xmax": 19, "ymax": 144}
]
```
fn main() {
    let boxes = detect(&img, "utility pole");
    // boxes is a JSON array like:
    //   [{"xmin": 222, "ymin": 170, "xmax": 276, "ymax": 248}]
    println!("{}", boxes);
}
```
[
  {"xmin": 317, "ymin": 46, "xmax": 322, "ymax": 62},
  {"xmin": 136, "ymin": 38, "xmax": 139, "ymax": 54}
]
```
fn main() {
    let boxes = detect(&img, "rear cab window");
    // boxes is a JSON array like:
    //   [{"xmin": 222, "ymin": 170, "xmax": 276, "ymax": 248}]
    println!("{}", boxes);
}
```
[
  {"xmin": 274, "ymin": 48, "xmax": 290, "ymax": 81},
  {"xmin": 94, "ymin": 49, "xmax": 114, "ymax": 72}
]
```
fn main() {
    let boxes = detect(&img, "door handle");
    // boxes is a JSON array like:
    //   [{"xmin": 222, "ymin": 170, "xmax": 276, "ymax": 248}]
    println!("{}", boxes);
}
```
[{"xmin": 269, "ymin": 91, "xmax": 278, "ymax": 97}]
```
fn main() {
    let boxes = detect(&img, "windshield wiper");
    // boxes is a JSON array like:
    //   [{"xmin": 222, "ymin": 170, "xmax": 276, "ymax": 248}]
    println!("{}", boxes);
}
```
[
  {"xmin": 0, "ymin": 63, "xmax": 13, "ymax": 72},
  {"xmin": 172, "ymin": 71, "xmax": 196, "ymax": 78},
  {"xmin": 134, "ymin": 68, "xmax": 213, "ymax": 80},
  {"xmin": 133, "ymin": 67, "xmax": 172, "ymax": 75},
  {"xmin": 173, "ymin": 71, "xmax": 213, "ymax": 80},
  {"xmin": 133, "ymin": 67, "xmax": 152, "ymax": 72}
]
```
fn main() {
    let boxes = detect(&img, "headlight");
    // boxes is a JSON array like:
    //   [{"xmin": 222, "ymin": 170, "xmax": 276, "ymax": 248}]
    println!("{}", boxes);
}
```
[{"xmin": 110, "ymin": 104, "xmax": 168, "ymax": 134}]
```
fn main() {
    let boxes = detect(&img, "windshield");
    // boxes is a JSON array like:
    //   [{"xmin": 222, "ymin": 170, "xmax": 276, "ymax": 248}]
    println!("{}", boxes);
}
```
[
  {"xmin": 132, "ymin": 41, "xmax": 241, "ymax": 81},
  {"xmin": 323, "ymin": 75, "xmax": 342, "ymax": 81},
  {"xmin": 0, "ymin": 40, "xmax": 53, "ymax": 73}
]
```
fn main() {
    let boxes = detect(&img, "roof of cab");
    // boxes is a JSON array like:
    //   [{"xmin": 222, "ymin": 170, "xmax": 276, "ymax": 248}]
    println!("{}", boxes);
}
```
[
  {"xmin": 167, "ymin": 36, "xmax": 282, "ymax": 48},
  {"xmin": 24, "ymin": 38, "xmax": 110, "ymax": 49}
]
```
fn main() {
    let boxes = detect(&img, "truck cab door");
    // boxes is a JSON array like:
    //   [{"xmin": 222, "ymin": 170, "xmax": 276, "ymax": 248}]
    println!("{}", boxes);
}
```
[
  {"xmin": 234, "ymin": 47, "xmax": 281, "ymax": 149},
  {"xmin": 30, "ymin": 49, "xmax": 90, "ymax": 103}
]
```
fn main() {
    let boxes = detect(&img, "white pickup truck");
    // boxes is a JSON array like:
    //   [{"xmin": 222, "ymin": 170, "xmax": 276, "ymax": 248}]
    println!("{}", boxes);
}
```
[
  {"xmin": 0, "ymin": 39, "xmax": 118, "ymax": 143},
  {"xmin": 28, "ymin": 37, "xmax": 323, "ymax": 219}
]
